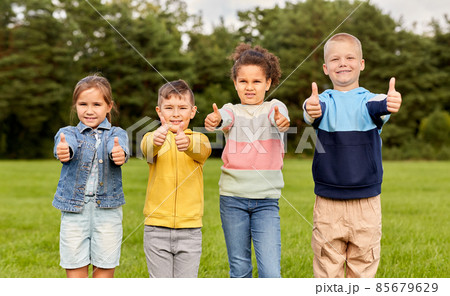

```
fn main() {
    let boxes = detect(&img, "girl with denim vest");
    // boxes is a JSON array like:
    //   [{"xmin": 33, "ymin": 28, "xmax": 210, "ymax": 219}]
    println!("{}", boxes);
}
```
[{"xmin": 53, "ymin": 74, "xmax": 129, "ymax": 278}]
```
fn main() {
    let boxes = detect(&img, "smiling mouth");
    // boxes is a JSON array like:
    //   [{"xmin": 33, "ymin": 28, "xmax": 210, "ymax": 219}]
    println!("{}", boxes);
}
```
[
  {"xmin": 170, "ymin": 120, "xmax": 182, "ymax": 125},
  {"xmin": 336, "ymin": 70, "xmax": 351, "ymax": 74}
]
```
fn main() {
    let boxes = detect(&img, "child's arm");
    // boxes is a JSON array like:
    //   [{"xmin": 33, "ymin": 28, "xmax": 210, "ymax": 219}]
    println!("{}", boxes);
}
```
[
  {"xmin": 303, "ymin": 82, "xmax": 325, "ymax": 126},
  {"xmin": 366, "ymin": 78, "xmax": 402, "ymax": 128},
  {"xmin": 183, "ymin": 132, "xmax": 212, "ymax": 165}
]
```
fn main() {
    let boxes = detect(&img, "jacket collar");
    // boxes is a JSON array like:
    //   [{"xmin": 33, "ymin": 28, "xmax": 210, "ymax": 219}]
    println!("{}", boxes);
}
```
[{"xmin": 77, "ymin": 118, "xmax": 111, "ymax": 133}]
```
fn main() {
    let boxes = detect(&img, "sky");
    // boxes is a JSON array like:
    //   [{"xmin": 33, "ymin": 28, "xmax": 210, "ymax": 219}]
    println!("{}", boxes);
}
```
[{"xmin": 183, "ymin": 0, "xmax": 449, "ymax": 35}]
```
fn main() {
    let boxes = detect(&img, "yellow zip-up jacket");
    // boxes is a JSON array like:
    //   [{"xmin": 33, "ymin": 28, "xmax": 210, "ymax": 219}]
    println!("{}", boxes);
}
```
[{"xmin": 141, "ymin": 129, "xmax": 211, "ymax": 228}]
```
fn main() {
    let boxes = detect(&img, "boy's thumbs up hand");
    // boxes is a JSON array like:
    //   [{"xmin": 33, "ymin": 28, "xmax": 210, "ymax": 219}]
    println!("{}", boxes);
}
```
[
  {"xmin": 305, "ymin": 82, "xmax": 322, "ymax": 118},
  {"xmin": 274, "ymin": 106, "xmax": 290, "ymax": 132},
  {"xmin": 205, "ymin": 103, "xmax": 222, "ymax": 131},
  {"xmin": 111, "ymin": 137, "xmax": 126, "ymax": 166},
  {"xmin": 56, "ymin": 132, "xmax": 71, "ymax": 163},
  {"xmin": 175, "ymin": 122, "xmax": 190, "ymax": 151},
  {"xmin": 386, "ymin": 77, "xmax": 402, "ymax": 113},
  {"xmin": 154, "ymin": 117, "xmax": 170, "ymax": 146}
]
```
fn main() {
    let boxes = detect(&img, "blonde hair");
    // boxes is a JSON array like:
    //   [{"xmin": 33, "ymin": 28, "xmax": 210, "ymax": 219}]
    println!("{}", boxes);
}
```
[
  {"xmin": 323, "ymin": 33, "xmax": 363, "ymax": 61},
  {"xmin": 72, "ymin": 74, "xmax": 117, "ymax": 122}
]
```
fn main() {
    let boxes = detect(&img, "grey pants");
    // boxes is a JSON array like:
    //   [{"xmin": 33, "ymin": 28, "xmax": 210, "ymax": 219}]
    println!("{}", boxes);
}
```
[{"xmin": 143, "ymin": 225, "xmax": 202, "ymax": 278}]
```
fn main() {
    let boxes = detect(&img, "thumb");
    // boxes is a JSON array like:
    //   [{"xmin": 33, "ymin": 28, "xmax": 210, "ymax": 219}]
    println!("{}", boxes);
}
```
[
  {"xmin": 114, "ymin": 137, "xmax": 120, "ymax": 147},
  {"xmin": 177, "ymin": 122, "xmax": 185, "ymax": 135},
  {"xmin": 388, "ymin": 77, "xmax": 396, "ymax": 93},
  {"xmin": 274, "ymin": 106, "xmax": 281, "ymax": 116},
  {"xmin": 213, "ymin": 103, "xmax": 220, "ymax": 115},
  {"xmin": 311, "ymin": 82, "xmax": 319, "ymax": 99},
  {"xmin": 59, "ymin": 133, "xmax": 66, "ymax": 144}
]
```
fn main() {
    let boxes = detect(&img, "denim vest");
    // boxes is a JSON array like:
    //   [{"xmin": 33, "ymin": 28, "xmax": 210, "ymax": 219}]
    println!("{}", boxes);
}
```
[{"xmin": 53, "ymin": 119, "xmax": 129, "ymax": 212}]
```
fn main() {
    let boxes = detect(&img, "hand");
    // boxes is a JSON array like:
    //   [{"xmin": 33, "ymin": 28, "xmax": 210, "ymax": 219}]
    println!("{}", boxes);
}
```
[
  {"xmin": 274, "ymin": 106, "xmax": 290, "ymax": 132},
  {"xmin": 305, "ymin": 82, "xmax": 322, "ymax": 118},
  {"xmin": 175, "ymin": 122, "xmax": 190, "ymax": 151},
  {"xmin": 204, "ymin": 103, "xmax": 222, "ymax": 131},
  {"xmin": 111, "ymin": 137, "xmax": 126, "ymax": 165},
  {"xmin": 153, "ymin": 117, "xmax": 170, "ymax": 146},
  {"xmin": 56, "ymin": 133, "xmax": 70, "ymax": 162},
  {"xmin": 386, "ymin": 77, "xmax": 402, "ymax": 113}
]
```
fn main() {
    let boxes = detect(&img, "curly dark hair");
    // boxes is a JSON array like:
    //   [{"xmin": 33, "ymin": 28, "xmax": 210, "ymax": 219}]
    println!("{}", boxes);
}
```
[{"xmin": 229, "ymin": 43, "xmax": 281, "ymax": 86}]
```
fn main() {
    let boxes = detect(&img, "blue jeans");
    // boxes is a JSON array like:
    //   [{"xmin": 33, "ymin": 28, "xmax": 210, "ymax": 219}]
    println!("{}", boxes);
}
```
[{"xmin": 220, "ymin": 195, "xmax": 281, "ymax": 278}]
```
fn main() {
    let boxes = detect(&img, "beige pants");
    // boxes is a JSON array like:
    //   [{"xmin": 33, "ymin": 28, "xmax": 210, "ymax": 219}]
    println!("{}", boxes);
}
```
[{"xmin": 311, "ymin": 195, "xmax": 382, "ymax": 278}]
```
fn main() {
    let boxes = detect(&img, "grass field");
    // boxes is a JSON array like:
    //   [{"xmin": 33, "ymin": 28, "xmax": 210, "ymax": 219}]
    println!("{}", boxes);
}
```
[{"xmin": 0, "ymin": 158, "xmax": 448, "ymax": 278}]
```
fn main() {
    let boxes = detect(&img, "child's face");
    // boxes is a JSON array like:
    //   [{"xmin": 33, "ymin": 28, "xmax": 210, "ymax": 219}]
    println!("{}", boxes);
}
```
[
  {"xmin": 76, "ymin": 87, "xmax": 112, "ymax": 129},
  {"xmin": 323, "ymin": 40, "xmax": 365, "ymax": 91},
  {"xmin": 233, "ymin": 65, "xmax": 271, "ymax": 105},
  {"xmin": 156, "ymin": 94, "xmax": 197, "ymax": 133}
]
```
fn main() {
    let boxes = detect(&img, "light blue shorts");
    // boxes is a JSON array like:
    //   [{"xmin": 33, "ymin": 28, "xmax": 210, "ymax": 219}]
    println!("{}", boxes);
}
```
[{"xmin": 59, "ymin": 197, "xmax": 123, "ymax": 269}]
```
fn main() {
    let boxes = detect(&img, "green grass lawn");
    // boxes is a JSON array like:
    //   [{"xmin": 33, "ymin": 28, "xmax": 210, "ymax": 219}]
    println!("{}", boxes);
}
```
[{"xmin": 0, "ymin": 158, "xmax": 448, "ymax": 277}]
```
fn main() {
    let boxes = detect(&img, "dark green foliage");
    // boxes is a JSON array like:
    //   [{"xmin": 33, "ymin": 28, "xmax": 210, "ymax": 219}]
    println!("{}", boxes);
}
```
[{"xmin": 0, "ymin": 0, "xmax": 448, "ymax": 159}]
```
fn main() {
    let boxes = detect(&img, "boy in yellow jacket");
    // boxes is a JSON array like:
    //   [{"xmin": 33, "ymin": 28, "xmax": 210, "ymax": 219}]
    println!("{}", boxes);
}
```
[{"xmin": 140, "ymin": 80, "xmax": 211, "ymax": 277}]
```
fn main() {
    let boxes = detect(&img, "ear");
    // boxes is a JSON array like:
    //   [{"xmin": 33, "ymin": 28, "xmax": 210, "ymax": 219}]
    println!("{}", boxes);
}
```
[
  {"xmin": 265, "ymin": 78, "xmax": 272, "ymax": 91},
  {"xmin": 107, "ymin": 102, "xmax": 114, "ymax": 113},
  {"xmin": 156, "ymin": 106, "xmax": 162, "ymax": 120},
  {"xmin": 190, "ymin": 105, "xmax": 197, "ymax": 119},
  {"xmin": 360, "ymin": 59, "xmax": 365, "ymax": 71},
  {"xmin": 323, "ymin": 63, "xmax": 329, "ymax": 75}
]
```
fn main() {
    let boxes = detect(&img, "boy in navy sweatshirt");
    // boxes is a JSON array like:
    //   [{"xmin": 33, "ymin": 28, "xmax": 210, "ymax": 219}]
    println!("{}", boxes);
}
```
[{"xmin": 303, "ymin": 33, "xmax": 402, "ymax": 278}]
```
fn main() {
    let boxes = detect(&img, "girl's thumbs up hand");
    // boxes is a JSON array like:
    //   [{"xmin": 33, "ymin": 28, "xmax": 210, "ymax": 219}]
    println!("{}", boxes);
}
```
[
  {"xmin": 205, "ymin": 103, "xmax": 222, "ymax": 131},
  {"xmin": 56, "ymin": 132, "xmax": 71, "ymax": 163},
  {"xmin": 274, "ymin": 106, "xmax": 290, "ymax": 132},
  {"xmin": 111, "ymin": 137, "xmax": 126, "ymax": 166}
]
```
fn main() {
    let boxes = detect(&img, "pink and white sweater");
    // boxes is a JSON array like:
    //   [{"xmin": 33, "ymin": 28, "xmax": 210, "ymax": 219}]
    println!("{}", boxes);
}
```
[{"xmin": 217, "ymin": 99, "xmax": 290, "ymax": 199}]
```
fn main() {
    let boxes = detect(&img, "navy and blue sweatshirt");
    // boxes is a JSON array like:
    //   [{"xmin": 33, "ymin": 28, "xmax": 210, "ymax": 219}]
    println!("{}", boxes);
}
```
[{"xmin": 303, "ymin": 87, "xmax": 391, "ymax": 200}]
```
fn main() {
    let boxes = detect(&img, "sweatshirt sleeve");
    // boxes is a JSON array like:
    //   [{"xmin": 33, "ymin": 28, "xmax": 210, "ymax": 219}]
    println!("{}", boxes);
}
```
[
  {"xmin": 184, "ymin": 132, "xmax": 212, "ymax": 165},
  {"xmin": 217, "ymin": 104, "xmax": 235, "ymax": 131},
  {"xmin": 366, "ymin": 94, "xmax": 391, "ymax": 129}
]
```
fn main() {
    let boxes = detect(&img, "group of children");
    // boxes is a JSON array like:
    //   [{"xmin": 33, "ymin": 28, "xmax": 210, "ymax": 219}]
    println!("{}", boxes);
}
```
[{"xmin": 53, "ymin": 33, "xmax": 402, "ymax": 278}]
